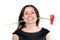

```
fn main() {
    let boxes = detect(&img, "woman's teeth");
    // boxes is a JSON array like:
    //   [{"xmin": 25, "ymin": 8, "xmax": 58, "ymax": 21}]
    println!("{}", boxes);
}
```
[
  {"xmin": 28, "ymin": 18, "xmax": 33, "ymax": 20},
  {"xmin": 26, "ymin": 17, "xmax": 37, "ymax": 21}
]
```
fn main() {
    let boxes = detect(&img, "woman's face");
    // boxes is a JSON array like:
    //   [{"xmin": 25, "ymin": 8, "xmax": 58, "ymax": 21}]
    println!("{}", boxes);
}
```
[{"xmin": 22, "ymin": 7, "xmax": 37, "ymax": 24}]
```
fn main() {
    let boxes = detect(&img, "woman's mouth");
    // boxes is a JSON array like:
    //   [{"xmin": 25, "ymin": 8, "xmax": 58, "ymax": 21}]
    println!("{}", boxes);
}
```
[{"xmin": 27, "ymin": 18, "xmax": 33, "ymax": 20}]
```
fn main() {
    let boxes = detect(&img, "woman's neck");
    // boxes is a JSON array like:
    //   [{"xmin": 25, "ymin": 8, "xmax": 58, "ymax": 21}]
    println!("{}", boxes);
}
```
[{"xmin": 25, "ymin": 23, "xmax": 38, "ymax": 30}]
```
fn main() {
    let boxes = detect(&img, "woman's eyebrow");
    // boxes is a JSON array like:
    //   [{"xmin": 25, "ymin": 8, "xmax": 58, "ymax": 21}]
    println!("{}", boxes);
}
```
[
  {"xmin": 24, "ymin": 10, "xmax": 34, "ymax": 12},
  {"xmin": 31, "ymin": 10, "xmax": 35, "ymax": 11},
  {"xmin": 24, "ymin": 11, "xmax": 28, "ymax": 12}
]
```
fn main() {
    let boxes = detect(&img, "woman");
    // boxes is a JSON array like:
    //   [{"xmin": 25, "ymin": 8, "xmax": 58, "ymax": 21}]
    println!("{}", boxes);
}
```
[{"xmin": 12, "ymin": 5, "xmax": 51, "ymax": 40}]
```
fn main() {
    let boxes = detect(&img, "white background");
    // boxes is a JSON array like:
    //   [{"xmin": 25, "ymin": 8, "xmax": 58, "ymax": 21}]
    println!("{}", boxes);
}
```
[{"xmin": 0, "ymin": 0, "xmax": 60, "ymax": 40}]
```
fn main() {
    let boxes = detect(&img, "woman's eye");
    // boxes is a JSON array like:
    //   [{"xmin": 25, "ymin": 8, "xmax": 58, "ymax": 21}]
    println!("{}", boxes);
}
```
[
  {"xmin": 32, "ymin": 12, "xmax": 34, "ymax": 14},
  {"xmin": 25, "ymin": 13, "xmax": 28, "ymax": 14}
]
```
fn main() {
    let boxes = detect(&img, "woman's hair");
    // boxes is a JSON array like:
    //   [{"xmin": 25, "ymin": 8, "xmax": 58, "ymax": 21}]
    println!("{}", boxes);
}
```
[{"xmin": 17, "ymin": 5, "xmax": 40, "ymax": 30}]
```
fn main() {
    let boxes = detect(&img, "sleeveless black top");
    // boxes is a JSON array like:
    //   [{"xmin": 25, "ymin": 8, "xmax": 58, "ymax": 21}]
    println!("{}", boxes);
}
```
[{"xmin": 12, "ymin": 28, "xmax": 50, "ymax": 40}]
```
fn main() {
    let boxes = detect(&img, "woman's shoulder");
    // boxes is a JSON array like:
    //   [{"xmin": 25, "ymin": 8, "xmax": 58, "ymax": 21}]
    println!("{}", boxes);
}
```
[
  {"xmin": 12, "ymin": 29, "xmax": 22, "ymax": 36},
  {"xmin": 42, "ymin": 27, "xmax": 50, "ymax": 31},
  {"xmin": 41, "ymin": 27, "xmax": 50, "ymax": 35}
]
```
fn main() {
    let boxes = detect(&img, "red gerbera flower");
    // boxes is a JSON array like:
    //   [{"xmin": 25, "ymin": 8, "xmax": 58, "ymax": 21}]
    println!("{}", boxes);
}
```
[{"xmin": 50, "ymin": 14, "xmax": 55, "ymax": 25}]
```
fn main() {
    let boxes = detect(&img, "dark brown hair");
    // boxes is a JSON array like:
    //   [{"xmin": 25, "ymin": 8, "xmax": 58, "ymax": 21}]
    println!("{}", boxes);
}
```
[{"xmin": 17, "ymin": 5, "xmax": 40, "ymax": 30}]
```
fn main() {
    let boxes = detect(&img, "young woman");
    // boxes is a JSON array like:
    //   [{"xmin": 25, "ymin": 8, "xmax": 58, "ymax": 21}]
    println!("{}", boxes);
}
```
[{"xmin": 12, "ymin": 5, "xmax": 51, "ymax": 40}]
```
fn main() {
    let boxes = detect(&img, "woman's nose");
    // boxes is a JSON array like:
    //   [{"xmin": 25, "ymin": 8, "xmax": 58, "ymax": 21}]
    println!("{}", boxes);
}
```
[{"xmin": 28, "ymin": 13, "xmax": 32, "ymax": 17}]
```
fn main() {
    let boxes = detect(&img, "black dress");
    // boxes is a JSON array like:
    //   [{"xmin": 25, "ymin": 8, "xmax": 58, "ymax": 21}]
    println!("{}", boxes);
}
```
[{"xmin": 12, "ymin": 28, "xmax": 50, "ymax": 40}]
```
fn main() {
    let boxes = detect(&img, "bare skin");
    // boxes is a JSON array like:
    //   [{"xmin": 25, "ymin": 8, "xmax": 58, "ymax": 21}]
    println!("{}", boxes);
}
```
[{"xmin": 12, "ymin": 7, "xmax": 51, "ymax": 40}]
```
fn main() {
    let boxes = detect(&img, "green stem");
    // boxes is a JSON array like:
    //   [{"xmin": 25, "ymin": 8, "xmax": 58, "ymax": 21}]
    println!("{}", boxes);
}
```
[
  {"xmin": 3, "ymin": 17, "xmax": 50, "ymax": 26},
  {"xmin": 40, "ymin": 17, "xmax": 50, "ymax": 20}
]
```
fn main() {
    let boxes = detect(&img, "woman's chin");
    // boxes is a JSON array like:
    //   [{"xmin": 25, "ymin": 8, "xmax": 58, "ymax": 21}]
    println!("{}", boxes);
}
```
[
  {"xmin": 26, "ymin": 21, "xmax": 36, "ymax": 24},
  {"xmin": 26, "ymin": 22, "xmax": 35, "ymax": 24}
]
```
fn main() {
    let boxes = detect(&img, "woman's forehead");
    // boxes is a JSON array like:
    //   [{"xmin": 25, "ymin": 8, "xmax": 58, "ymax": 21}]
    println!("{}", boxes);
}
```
[{"xmin": 24, "ymin": 7, "xmax": 35, "ymax": 12}]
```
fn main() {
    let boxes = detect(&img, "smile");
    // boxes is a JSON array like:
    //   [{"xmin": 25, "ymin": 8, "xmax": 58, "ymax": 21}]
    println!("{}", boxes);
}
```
[{"xmin": 27, "ymin": 18, "xmax": 33, "ymax": 20}]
